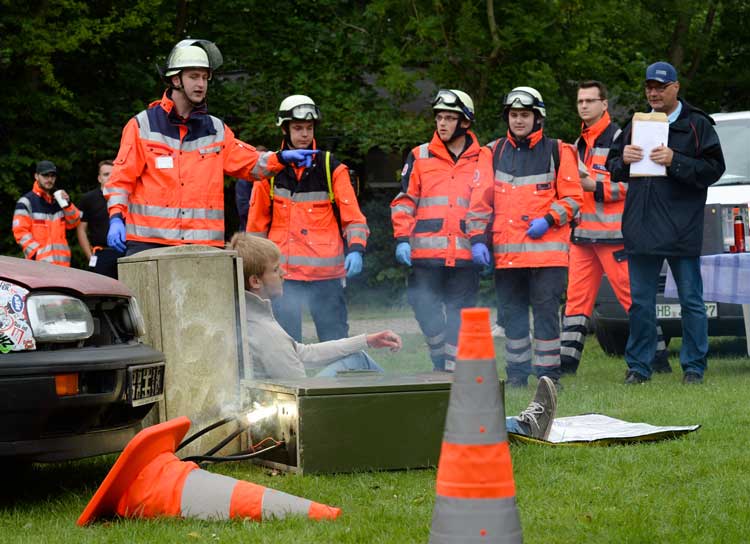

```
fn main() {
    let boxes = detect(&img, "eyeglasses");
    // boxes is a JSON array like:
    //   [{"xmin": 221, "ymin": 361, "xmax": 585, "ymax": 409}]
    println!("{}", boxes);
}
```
[
  {"xmin": 644, "ymin": 82, "xmax": 674, "ymax": 94},
  {"xmin": 577, "ymin": 98, "xmax": 604, "ymax": 106},
  {"xmin": 432, "ymin": 89, "xmax": 474, "ymax": 121},
  {"xmin": 435, "ymin": 113, "xmax": 461, "ymax": 123},
  {"xmin": 278, "ymin": 103, "xmax": 321, "ymax": 121}
]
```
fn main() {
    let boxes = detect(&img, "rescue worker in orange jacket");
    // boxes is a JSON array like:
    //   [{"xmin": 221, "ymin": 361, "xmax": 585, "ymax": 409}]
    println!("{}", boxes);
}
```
[
  {"xmin": 12, "ymin": 160, "xmax": 81, "ymax": 267},
  {"xmin": 391, "ymin": 89, "xmax": 484, "ymax": 372},
  {"xmin": 246, "ymin": 95, "xmax": 369, "ymax": 342},
  {"xmin": 469, "ymin": 86, "xmax": 583, "ymax": 388},
  {"xmin": 561, "ymin": 81, "xmax": 671, "ymax": 376},
  {"xmin": 104, "ymin": 39, "xmax": 315, "ymax": 256}
]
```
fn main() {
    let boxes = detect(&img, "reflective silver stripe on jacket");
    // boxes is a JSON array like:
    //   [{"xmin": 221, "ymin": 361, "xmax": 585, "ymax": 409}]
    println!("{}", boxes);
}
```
[
  {"xmin": 609, "ymin": 182, "xmax": 625, "ymax": 200},
  {"xmin": 417, "ymin": 143, "xmax": 430, "ymax": 159},
  {"xmin": 23, "ymin": 241, "xmax": 40, "ymax": 257},
  {"xmin": 574, "ymin": 228, "xmax": 623, "ymax": 240},
  {"xmin": 262, "ymin": 488, "xmax": 312, "ymax": 520},
  {"xmin": 180, "ymin": 468, "xmax": 235, "ymax": 520},
  {"xmin": 250, "ymin": 151, "xmax": 278, "ymax": 180},
  {"xmin": 494, "ymin": 242, "xmax": 568, "ymax": 254},
  {"xmin": 290, "ymin": 191, "xmax": 330, "ymax": 203},
  {"xmin": 494, "ymin": 171, "xmax": 552, "ymax": 186},
  {"xmin": 31, "ymin": 211, "xmax": 64, "ymax": 221},
  {"xmin": 137, "ymin": 112, "xmax": 225, "ymax": 153},
  {"xmin": 136, "ymin": 111, "xmax": 179, "ymax": 150},
  {"xmin": 130, "ymin": 202, "xmax": 224, "ymax": 220},
  {"xmin": 550, "ymin": 202, "xmax": 568, "ymax": 224},
  {"xmin": 580, "ymin": 211, "xmax": 622, "ymax": 224},
  {"xmin": 418, "ymin": 196, "xmax": 450, "ymax": 207},
  {"xmin": 344, "ymin": 223, "xmax": 370, "ymax": 241},
  {"xmin": 280, "ymin": 254, "xmax": 344, "ymax": 267},
  {"xmin": 17, "ymin": 197, "xmax": 32, "ymax": 212},
  {"xmin": 126, "ymin": 224, "xmax": 224, "ymax": 242},
  {"xmin": 443, "ymin": 357, "xmax": 506, "ymax": 445}
]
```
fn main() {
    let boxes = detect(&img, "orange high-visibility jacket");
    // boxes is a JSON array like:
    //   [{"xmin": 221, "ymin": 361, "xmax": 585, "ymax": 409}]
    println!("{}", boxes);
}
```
[
  {"xmin": 390, "ymin": 131, "xmax": 485, "ymax": 267},
  {"xmin": 12, "ymin": 181, "xmax": 81, "ymax": 266},
  {"xmin": 468, "ymin": 129, "xmax": 583, "ymax": 268},
  {"xmin": 571, "ymin": 111, "xmax": 626, "ymax": 244},
  {"xmin": 104, "ymin": 91, "xmax": 284, "ymax": 247},
  {"xmin": 246, "ymin": 144, "xmax": 369, "ymax": 281}
]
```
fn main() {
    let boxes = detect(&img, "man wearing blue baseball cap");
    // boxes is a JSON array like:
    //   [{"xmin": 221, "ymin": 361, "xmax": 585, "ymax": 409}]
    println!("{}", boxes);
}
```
[{"xmin": 607, "ymin": 61, "xmax": 725, "ymax": 385}]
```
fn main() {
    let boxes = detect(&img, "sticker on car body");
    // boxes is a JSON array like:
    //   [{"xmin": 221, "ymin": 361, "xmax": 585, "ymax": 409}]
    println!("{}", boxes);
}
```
[{"xmin": 0, "ymin": 281, "xmax": 36, "ymax": 352}]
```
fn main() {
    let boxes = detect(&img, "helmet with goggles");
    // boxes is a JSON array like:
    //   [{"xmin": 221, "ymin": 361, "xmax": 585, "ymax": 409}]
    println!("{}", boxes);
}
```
[
  {"xmin": 277, "ymin": 95, "xmax": 321, "ymax": 126},
  {"xmin": 161, "ymin": 39, "xmax": 223, "ymax": 80},
  {"xmin": 431, "ymin": 89, "xmax": 475, "ymax": 122},
  {"xmin": 503, "ymin": 86, "xmax": 546, "ymax": 118}
]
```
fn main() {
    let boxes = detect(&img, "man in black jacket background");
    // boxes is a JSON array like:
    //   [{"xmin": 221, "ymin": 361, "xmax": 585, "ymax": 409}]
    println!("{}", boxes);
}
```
[{"xmin": 607, "ymin": 61, "xmax": 725, "ymax": 385}]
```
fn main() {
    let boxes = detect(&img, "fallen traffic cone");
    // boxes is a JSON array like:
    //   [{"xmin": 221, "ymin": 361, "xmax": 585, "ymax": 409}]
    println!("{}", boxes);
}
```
[
  {"xmin": 429, "ymin": 307, "xmax": 522, "ymax": 543},
  {"xmin": 77, "ymin": 416, "xmax": 341, "ymax": 525}
]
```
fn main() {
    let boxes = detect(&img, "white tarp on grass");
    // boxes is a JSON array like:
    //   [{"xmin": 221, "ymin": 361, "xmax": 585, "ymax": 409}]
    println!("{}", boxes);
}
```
[{"xmin": 510, "ymin": 413, "xmax": 700, "ymax": 446}]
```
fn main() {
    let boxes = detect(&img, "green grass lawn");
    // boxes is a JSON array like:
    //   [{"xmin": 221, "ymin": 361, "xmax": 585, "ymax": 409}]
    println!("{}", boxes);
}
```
[{"xmin": 3, "ymin": 332, "xmax": 750, "ymax": 543}]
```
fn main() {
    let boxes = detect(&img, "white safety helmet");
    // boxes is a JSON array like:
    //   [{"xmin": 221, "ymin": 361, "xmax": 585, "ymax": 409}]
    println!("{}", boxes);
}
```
[
  {"xmin": 276, "ymin": 95, "xmax": 321, "ymax": 126},
  {"xmin": 431, "ymin": 89, "xmax": 475, "ymax": 121},
  {"xmin": 162, "ymin": 39, "xmax": 223, "ymax": 78},
  {"xmin": 503, "ymin": 86, "xmax": 546, "ymax": 118}
]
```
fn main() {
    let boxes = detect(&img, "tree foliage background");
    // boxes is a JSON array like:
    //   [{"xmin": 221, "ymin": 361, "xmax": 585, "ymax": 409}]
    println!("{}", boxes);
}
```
[{"xmin": 1, "ymin": 0, "xmax": 747, "ymax": 293}]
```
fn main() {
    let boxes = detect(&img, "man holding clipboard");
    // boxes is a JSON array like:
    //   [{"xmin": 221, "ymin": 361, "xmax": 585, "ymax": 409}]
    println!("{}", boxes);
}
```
[{"xmin": 607, "ymin": 61, "xmax": 725, "ymax": 385}]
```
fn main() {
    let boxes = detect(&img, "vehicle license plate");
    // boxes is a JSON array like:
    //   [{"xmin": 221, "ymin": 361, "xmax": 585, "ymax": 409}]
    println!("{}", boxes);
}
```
[
  {"xmin": 127, "ymin": 363, "xmax": 165, "ymax": 406},
  {"xmin": 655, "ymin": 303, "xmax": 717, "ymax": 319}
]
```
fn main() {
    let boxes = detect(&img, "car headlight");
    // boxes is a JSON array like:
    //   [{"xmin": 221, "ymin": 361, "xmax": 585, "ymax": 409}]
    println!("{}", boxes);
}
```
[
  {"xmin": 27, "ymin": 294, "xmax": 94, "ymax": 342},
  {"xmin": 127, "ymin": 296, "xmax": 147, "ymax": 340}
]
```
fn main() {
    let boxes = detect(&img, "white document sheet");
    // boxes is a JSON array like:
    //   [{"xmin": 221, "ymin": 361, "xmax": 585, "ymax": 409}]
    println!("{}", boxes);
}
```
[{"xmin": 630, "ymin": 112, "xmax": 669, "ymax": 177}]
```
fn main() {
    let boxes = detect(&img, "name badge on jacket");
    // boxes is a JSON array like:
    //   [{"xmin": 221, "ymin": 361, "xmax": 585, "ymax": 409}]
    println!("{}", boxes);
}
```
[{"xmin": 156, "ymin": 156, "xmax": 174, "ymax": 169}]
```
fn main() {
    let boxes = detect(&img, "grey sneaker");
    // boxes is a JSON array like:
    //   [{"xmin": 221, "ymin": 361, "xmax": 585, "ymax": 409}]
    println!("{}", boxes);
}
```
[{"xmin": 515, "ymin": 376, "xmax": 557, "ymax": 440}]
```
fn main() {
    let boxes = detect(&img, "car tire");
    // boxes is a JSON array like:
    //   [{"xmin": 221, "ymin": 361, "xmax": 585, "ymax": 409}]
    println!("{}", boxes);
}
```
[{"xmin": 593, "ymin": 319, "xmax": 628, "ymax": 356}]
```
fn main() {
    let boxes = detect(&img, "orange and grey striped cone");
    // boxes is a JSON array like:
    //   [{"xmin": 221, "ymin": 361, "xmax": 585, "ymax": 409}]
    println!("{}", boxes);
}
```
[
  {"xmin": 429, "ymin": 307, "xmax": 522, "ymax": 543},
  {"xmin": 77, "ymin": 417, "xmax": 341, "ymax": 526}
]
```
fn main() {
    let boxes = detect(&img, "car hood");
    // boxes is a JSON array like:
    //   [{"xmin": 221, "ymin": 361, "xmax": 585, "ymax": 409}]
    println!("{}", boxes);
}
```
[
  {"xmin": 706, "ymin": 183, "xmax": 750, "ymax": 205},
  {"xmin": 0, "ymin": 256, "xmax": 132, "ymax": 297}
]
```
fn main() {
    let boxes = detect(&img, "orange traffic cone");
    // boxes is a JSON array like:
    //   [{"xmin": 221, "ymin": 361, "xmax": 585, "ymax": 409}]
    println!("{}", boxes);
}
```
[
  {"xmin": 429, "ymin": 307, "xmax": 522, "ymax": 543},
  {"xmin": 77, "ymin": 417, "xmax": 341, "ymax": 525}
]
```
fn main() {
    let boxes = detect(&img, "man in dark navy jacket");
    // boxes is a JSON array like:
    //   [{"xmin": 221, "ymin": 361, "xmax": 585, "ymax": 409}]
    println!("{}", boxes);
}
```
[{"xmin": 608, "ymin": 61, "xmax": 725, "ymax": 385}]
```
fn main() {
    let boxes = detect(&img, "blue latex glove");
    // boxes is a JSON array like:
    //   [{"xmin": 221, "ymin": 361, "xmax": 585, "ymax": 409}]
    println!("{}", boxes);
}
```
[
  {"xmin": 280, "ymin": 149, "xmax": 318, "ymax": 168},
  {"xmin": 344, "ymin": 252, "xmax": 363, "ymax": 278},
  {"xmin": 395, "ymin": 242, "xmax": 412, "ymax": 266},
  {"xmin": 526, "ymin": 217, "xmax": 550, "ymax": 239},
  {"xmin": 471, "ymin": 243, "xmax": 490, "ymax": 266},
  {"xmin": 107, "ymin": 216, "xmax": 127, "ymax": 253}
]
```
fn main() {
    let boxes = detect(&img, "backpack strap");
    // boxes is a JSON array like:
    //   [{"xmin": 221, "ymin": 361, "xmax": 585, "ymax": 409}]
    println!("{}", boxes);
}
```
[
  {"xmin": 552, "ymin": 139, "xmax": 560, "ymax": 177},
  {"xmin": 325, "ymin": 151, "xmax": 334, "ymax": 203}
]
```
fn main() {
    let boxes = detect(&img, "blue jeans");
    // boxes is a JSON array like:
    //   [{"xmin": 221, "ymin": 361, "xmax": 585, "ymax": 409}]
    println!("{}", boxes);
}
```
[
  {"xmin": 314, "ymin": 351, "xmax": 385, "ymax": 377},
  {"xmin": 273, "ymin": 278, "xmax": 349, "ymax": 342},
  {"xmin": 626, "ymin": 255, "xmax": 708, "ymax": 378},
  {"xmin": 505, "ymin": 417, "xmax": 525, "ymax": 435}
]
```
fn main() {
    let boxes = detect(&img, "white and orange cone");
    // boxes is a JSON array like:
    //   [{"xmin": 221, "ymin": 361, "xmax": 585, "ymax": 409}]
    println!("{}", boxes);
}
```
[
  {"xmin": 429, "ymin": 307, "xmax": 522, "ymax": 543},
  {"xmin": 77, "ymin": 416, "xmax": 341, "ymax": 525}
]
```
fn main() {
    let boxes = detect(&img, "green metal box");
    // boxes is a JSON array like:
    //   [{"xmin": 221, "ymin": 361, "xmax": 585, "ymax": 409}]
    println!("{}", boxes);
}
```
[{"xmin": 241, "ymin": 373, "xmax": 493, "ymax": 474}]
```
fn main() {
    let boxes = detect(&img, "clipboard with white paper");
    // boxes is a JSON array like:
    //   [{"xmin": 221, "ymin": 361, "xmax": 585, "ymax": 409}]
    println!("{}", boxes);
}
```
[{"xmin": 630, "ymin": 112, "xmax": 669, "ymax": 177}]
